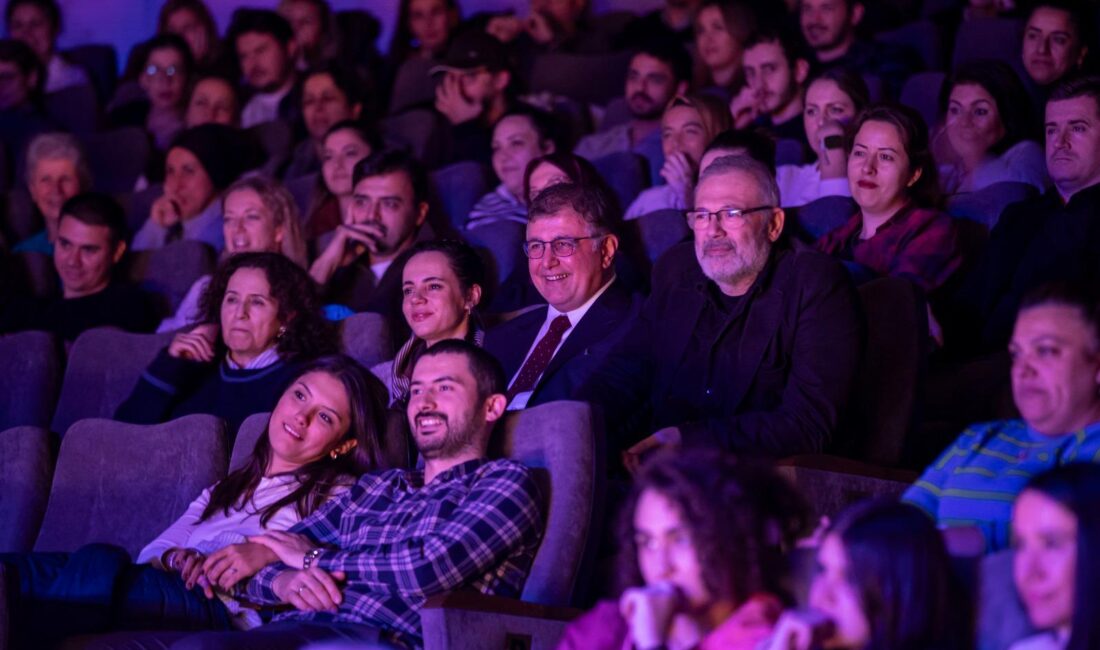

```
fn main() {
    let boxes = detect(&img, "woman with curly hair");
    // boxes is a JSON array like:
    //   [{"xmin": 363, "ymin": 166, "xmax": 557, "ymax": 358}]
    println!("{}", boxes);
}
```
[
  {"xmin": 117, "ymin": 252, "xmax": 337, "ymax": 439},
  {"xmin": 557, "ymin": 450, "xmax": 808, "ymax": 650}
]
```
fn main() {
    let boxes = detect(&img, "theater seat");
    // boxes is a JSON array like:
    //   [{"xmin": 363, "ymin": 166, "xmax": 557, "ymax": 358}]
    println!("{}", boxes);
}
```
[
  {"xmin": 946, "ymin": 181, "xmax": 1038, "ymax": 230},
  {"xmin": 0, "ymin": 426, "xmax": 53, "ymax": 552},
  {"xmin": 775, "ymin": 138, "xmax": 807, "ymax": 166},
  {"xmin": 2, "ymin": 189, "xmax": 40, "ymax": 243},
  {"xmin": 529, "ymin": 51, "xmax": 632, "ymax": 106},
  {"xmin": 43, "ymin": 83, "xmax": 100, "ymax": 134},
  {"xmin": 977, "ymin": 550, "xmax": 1034, "ymax": 650},
  {"xmin": 118, "ymin": 183, "xmax": 163, "ymax": 234},
  {"xmin": 465, "ymin": 220, "xmax": 526, "ymax": 287},
  {"xmin": 775, "ymin": 456, "xmax": 916, "ymax": 520},
  {"xmin": 63, "ymin": 44, "xmax": 118, "ymax": 104},
  {"xmin": 875, "ymin": 19, "xmax": 945, "ymax": 71},
  {"xmin": 125, "ymin": 239, "xmax": 217, "ymax": 316},
  {"xmin": 80, "ymin": 127, "xmax": 152, "ymax": 194},
  {"xmin": 900, "ymin": 71, "xmax": 946, "ymax": 131},
  {"xmin": 286, "ymin": 172, "xmax": 319, "ymax": 221},
  {"xmin": 340, "ymin": 312, "xmax": 393, "ymax": 369},
  {"xmin": 632, "ymin": 208, "xmax": 690, "ymax": 264},
  {"xmin": 0, "ymin": 331, "xmax": 62, "ymax": 431},
  {"xmin": 789, "ymin": 195, "xmax": 858, "ymax": 242},
  {"xmin": 7, "ymin": 251, "xmax": 59, "ymax": 299},
  {"xmin": 381, "ymin": 108, "xmax": 448, "ymax": 169},
  {"xmin": 951, "ymin": 17, "xmax": 1025, "ymax": 69},
  {"xmin": 591, "ymin": 151, "xmax": 649, "ymax": 211},
  {"xmin": 249, "ymin": 120, "xmax": 294, "ymax": 177},
  {"xmin": 388, "ymin": 57, "xmax": 436, "ymax": 115},
  {"xmin": 429, "ymin": 161, "xmax": 491, "ymax": 234}
]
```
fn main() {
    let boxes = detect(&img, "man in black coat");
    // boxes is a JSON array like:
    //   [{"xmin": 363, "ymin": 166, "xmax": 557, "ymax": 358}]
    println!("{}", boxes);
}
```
[
  {"xmin": 578, "ymin": 154, "xmax": 863, "ymax": 465},
  {"xmin": 485, "ymin": 182, "xmax": 641, "ymax": 410}
]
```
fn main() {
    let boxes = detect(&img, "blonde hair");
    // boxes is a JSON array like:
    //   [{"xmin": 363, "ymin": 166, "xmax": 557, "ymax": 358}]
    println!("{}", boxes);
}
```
[
  {"xmin": 221, "ymin": 176, "xmax": 308, "ymax": 268},
  {"xmin": 665, "ymin": 93, "xmax": 733, "ymax": 144}
]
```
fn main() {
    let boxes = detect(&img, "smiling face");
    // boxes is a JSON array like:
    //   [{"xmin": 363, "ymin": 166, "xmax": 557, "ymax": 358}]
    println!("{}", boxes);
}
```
[
  {"xmin": 267, "ymin": 370, "xmax": 355, "ymax": 474},
  {"xmin": 220, "ymin": 267, "xmax": 283, "ymax": 365},
  {"xmin": 1045, "ymin": 96, "xmax": 1100, "ymax": 200},
  {"xmin": 302, "ymin": 72, "xmax": 357, "ymax": 141},
  {"xmin": 222, "ymin": 188, "xmax": 284, "ymax": 255},
  {"xmin": 847, "ymin": 119, "xmax": 917, "ymax": 217},
  {"xmin": 526, "ymin": 209, "xmax": 615, "ymax": 313},
  {"xmin": 54, "ymin": 215, "xmax": 124, "ymax": 299},
  {"xmin": 1010, "ymin": 304, "xmax": 1100, "ymax": 436},
  {"xmin": 803, "ymin": 78, "xmax": 858, "ymax": 154},
  {"xmin": 625, "ymin": 53, "xmax": 681, "ymax": 120},
  {"xmin": 139, "ymin": 46, "xmax": 188, "ymax": 111},
  {"xmin": 28, "ymin": 156, "xmax": 82, "ymax": 231},
  {"xmin": 402, "ymin": 251, "xmax": 477, "ymax": 346},
  {"xmin": 186, "ymin": 77, "xmax": 237, "ymax": 127},
  {"xmin": 946, "ymin": 83, "xmax": 1006, "ymax": 161},
  {"xmin": 236, "ymin": 31, "xmax": 292, "ymax": 92},
  {"xmin": 661, "ymin": 104, "xmax": 708, "ymax": 164},
  {"xmin": 164, "ymin": 146, "xmax": 216, "ymax": 219},
  {"xmin": 694, "ymin": 5, "xmax": 740, "ymax": 72},
  {"xmin": 492, "ymin": 115, "xmax": 553, "ymax": 200},
  {"xmin": 1023, "ymin": 7, "xmax": 1086, "ymax": 87},
  {"xmin": 409, "ymin": 0, "xmax": 456, "ymax": 55},
  {"xmin": 321, "ymin": 128, "xmax": 372, "ymax": 198},
  {"xmin": 347, "ymin": 171, "xmax": 427, "ymax": 259},
  {"xmin": 407, "ymin": 351, "xmax": 487, "ymax": 460},
  {"xmin": 808, "ymin": 533, "xmax": 872, "ymax": 648},
  {"xmin": 634, "ymin": 489, "xmax": 710, "ymax": 609},
  {"xmin": 1013, "ymin": 489, "xmax": 1077, "ymax": 634}
]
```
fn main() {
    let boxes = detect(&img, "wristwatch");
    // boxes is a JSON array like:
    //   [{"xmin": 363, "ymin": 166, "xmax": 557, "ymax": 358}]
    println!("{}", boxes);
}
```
[{"xmin": 302, "ymin": 548, "xmax": 323, "ymax": 570}]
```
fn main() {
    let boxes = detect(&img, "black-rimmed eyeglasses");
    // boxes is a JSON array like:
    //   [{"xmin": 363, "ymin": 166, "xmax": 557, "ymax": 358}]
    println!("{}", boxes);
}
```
[
  {"xmin": 684, "ymin": 206, "xmax": 774, "ymax": 230},
  {"xmin": 523, "ymin": 235, "xmax": 604, "ymax": 259}
]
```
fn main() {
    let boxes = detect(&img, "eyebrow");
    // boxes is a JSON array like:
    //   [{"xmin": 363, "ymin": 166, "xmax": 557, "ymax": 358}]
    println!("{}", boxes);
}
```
[
  {"xmin": 403, "ymin": 276, "xmax": 447, "ymax": 285},
  {"xmin": 296, "ymin": 380, "xmax": 313, "ymax": 397}
]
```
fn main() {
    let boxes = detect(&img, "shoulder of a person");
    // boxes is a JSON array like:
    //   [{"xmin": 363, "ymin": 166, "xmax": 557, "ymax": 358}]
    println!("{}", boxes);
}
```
[
  {"xmin": 781, "ymin": 247, "xmax": 851, "ymax": 285},
  {"xmin": 651, "ymin": 241, "xmax": 701, "ymax": 288},
  {"xmin": 475, "ymin": 457, "xmax": 535, "ymax": 482}
]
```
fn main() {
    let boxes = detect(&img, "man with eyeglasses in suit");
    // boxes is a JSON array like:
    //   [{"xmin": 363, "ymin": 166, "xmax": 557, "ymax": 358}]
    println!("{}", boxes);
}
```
[
  {"xmin": 484, "ymin": 181, "xmax": 641, "ymax": 410},
  {"xmin": 579, "ymin": 154, "xmax": 862, "ymax": 469}
]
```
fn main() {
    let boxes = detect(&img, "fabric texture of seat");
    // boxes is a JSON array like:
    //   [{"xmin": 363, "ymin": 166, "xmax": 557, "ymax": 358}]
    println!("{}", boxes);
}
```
[
  {"xmin": 790, "ymin": 195, "xmax": 858, "ymax": 242},
  {"xmin": 249, "ymin": 120, "xmax": 295, "ymax": 178},
  {"xmin": 465, "ymin": 220, "xmax": 526, "ymax": 288},
  {"xmin": 339, "ymin": 312, "xmax": 394, "ymax": 369},
  {"xmin": 51, "ymin": 328, "xmax": 174, "ymax": 436},
  {"xmin": 0, "ymin": 331, "xmax": 62, "ymax": 430},
  {"xmin": 899, "ymin": 71, "xmax": 946, "ymax": 131},
  {"xmin": 775, "ymin": 458, "xmax": 915, "ymax": 519},
  {"xmin": 977, "ymin": 549, "xmax": 1034, "ymax": 650},
  {"xmin": 529, "ymin": 51, "xmax": 632, "ymax": 106},
  {"xmin": 0, "ymin": 426, "xmax": 53, "ymax": 553},
  {"xmin": 775, "ymin": 138, "xmax": 806, "ymax": 166},
  {"xmin": 381, "ymin": 109, "xmax": 448, "ymax": 169},
  {"xmin": 632, "ymin": 208, "xmax": 690, "ymax": 264},
  {"xmin": 946, "ymin": 181, "xmax": 1039, "ymax": 230},
  {"xmin": 388, "ymin": 57, "xmax": 436, "ymax": 115},
  {"xmin": 63, "ymin": 44, "xmax": 118, "ymax": 103},
  {"xmin": 590, "ymin": 151, "xmax": 649, "ymax": 213},
  {"xmin": 125, "ymin": 239, "xmax": 217, "ymax": 317},
  {"xmin": 33, "ymin": 414, "xmax": 227, "ymax": 556},
  {"xmin": 44, "ymin": 83, "xmax": 100, "ymax": 134},
  {"xmin": 875, "ymin": 19, "xmax": 944, "ymax": 71},
  {"xmin": 80, "ymin": 128, "xmax": 152, "ymax": 194},
  {"xmin": 429, "ymin": 162, "xmax": 491, "ymax": 234},
  {"xmin": 7, "ymin": 252, "xmax": 59, "ymax": 299},
  {"xmin": 951, "ymin": 17, "xmax": 1025, "ymax": 68},
  {"xmin": 118, "ymin": 183, "xmax": 164, "ymax": 234}
]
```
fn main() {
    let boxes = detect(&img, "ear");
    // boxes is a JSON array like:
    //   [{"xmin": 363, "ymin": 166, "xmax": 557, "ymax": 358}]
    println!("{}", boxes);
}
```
[
  {"xmin": 675, "ymin": 80, "xmax": 689, "ymax": 96},
  {"xmin": 1077, "ymin": 44, "xmax": 1090, "ymax": 68},
  {"xmin": 273, "ymin": 223, "xmax": 286, "ymax": 246},
  {"xmin": 794, "ymin": 58, "xmax": 811, "ymax": 85},
  {"xmin": 542, "ymin": 138, "xmax": 556, "ymax": 155},
  {"xmin": 599, "ymin": 233, "xmax": 619, "ymax": 269},
  {"xmin": 493, "ymin": 70, "xmax": 512, "ymax": 92},
  {"xmin": 483, "ymin": 393, "xmax": 507, "ymax": 423},
  {"xmin": 906, "ymin": 166, "xmax": 923, "ymax": 188},
  {"xmin": 766, "ymin": 208, "xmax": 785, "ymax": 242},
  {"xmin": 351, "ymin": 103, "xmax": 363, "ymax": 119},
  {"xmin": 415, "ymin": 201, "xmax": 429, "ymax": 227},
  {"xmin": 332, "ymin": 438, "xmax": 358, "ymax": 456},
  {"xmin": 466, "ymin": 284, "xmax": 483, "ymax": 310},
  {"xmin": 850, "ymin": 2, "xmax": 865, "ymax": 27},
  {"xmin": 111, "ymin": 240, "xmax": 127, "ymax": 264}
]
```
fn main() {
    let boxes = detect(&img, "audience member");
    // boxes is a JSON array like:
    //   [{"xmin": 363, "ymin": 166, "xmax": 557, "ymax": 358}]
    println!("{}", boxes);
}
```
[
  {"xmin": 619, "ymin": 0, "xmax": 703, "ymax": 48},
  {"xmin": 229, "ymin": 9, "xmax": 299, "ymax": 129},
  {"xmin": 0, "ymin": 192, "xmax": 158, "ymax": 342},
  {"xmin": 574, "ymin": 40, "xmax": 691, "ymax": 169},
  {"xmin": 116, "ymin": 252, "xmax": 337, "ymax": 438},
  {"xmin": 1008, "ymin": 463, "xmax": 1100, "ymax": 650},
  {"xmin": 936, "ymin": 60, "xmax": 1047, "ymax": 195},
  {"xmin": 109, "ymin": 33, "xmax": 193, "ymax": 149},
  {"xmin": 764, "ymin": 501, "xmax": 964, "ymax": 650},
  {"xmin": 485, "ymin": 0, "xmax": 607, "ymax": 55},
  {"xmin": 133, "ymin": 123, "xmax": 261, "ymax": 253},
  {"xmin": 158, "ymin": 0, "xmax": 222, "ymax": 73},
  {"xmin": 699, "ymin": 127, "xmax": 777, "ymax": 174},
  {"xmin": 4, "ymin": 355, "xmax": 388, "ymax": 647},
  {"xmin": 692, "ymin": 0, "xmax": 756, "ymax": 96},
  {"xmin": 185, "ymin": 74, "xmax": 241, "ymax": 127},
  {"xmin": 5, "ymin": 0, "xmax": 88, "ymax": 92},
  {"xmin": 374, "ymin": 239, "xmax": 486, "ymax": 405},
  {"xmin": 905, "ymin": 284, "xmax": 1100, "ymax": 555},
  {"xmin": 731, "ymin": 27, "xmax": 810, "ymax": 146},
  {"xmin": 558, "ymin": 450, "xmax": 808, "ymax": 650},
  {"xmin": 12, "ymin": 132, "xmax": 92, "ymax": 254},
  {"xmin": 624, "ymin": 93, "xmax": 731, "ymax": 220},
  {"xmin": 302, "ymin": 120, "xmax": 378, "ymax": 241},
  {"xmin": 486, "ymin": 182, "xmax": 640, "ymax": 410},
  {"xmin": 776, "ymin": 67, "xmax": 868, "ymax": 207},
  {"xmin": 816, "ymin": 104, "xmax": 964, "ymax": 295},
  {"xmin": 1021, "ymin": 1, "xmax": 1093, "ymax": 107},
  {"xmin": 277, "ymin": 0, "xmax": 334, "ymax": 70},
  {"xmin": 388, "ymin": 0, "xmax": 461, "ymax": 67},
  {"xmin": 523, "ymin": 150, "xmax": 609, "ymax": 204},
  {"xmin": 158, "ymin": 176, "xmax": 308, "ymax": 333},
  {"xmin": 580, "ymin": 155, "xmax": 861, "ymax": 461},
  {"xmin": 285, "ymin": 62, "xmax": 366, "ymax": 181},
  {"xmin": 0, "ymin": 38, "xmax": 54, "ymax": 173}
]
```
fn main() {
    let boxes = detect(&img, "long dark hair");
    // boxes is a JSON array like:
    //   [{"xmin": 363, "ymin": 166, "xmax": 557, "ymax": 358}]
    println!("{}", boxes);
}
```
[
  {"xmin": 199, "ymin": 252, "xmax": 337, "ymax": 362},
  {"xmin": 616, "ymin": 450, "xmax": 809, "ymax": 604},
  {"xmin": 847, "ymin": 103, "xmax": 941, "ymax": 209},
  {"xmin": 940, "ymin": 59, "xmax": 1036, "ymax": 155},
  {"xmin": 1023, "ymin": 464, "xmax": 1100, "ymax": 650},
  {"xmin": 828, "ymin": 500, "xmax": 964, "ymax": 650},
  {"xmin": 201, "ymin": 355, "xmax": 389, "ymax": 525}
]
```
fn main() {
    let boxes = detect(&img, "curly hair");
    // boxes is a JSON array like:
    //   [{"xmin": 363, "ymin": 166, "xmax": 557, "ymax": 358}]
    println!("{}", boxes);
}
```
[
  {"xmin": 199, "ymin": 252, "xmax": 337, "ymax": 361},
  {"xmin": 615, "ymin": 449, "xmax": 809, "ymax": 604}
]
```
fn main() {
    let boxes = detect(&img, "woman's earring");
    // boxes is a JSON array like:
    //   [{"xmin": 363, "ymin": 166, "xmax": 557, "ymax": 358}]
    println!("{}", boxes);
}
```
[
  {"xmin": 329, "ymin": 449, "xmax": 339, "ymax": 460},
  {"xmin": 277, "ymin": 325, "xmax": 287, "ymax": 339}
]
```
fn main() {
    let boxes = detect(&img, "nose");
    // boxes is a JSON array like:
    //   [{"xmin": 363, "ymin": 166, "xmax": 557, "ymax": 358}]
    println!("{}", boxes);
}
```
[
  {"xmin": 861, "ymin": 153, "xmax": 876, "ymax": 175},
  {"xmin": 410, "ymin": 288, "xmax": 427, "ymax": 304},
  {"xmin": 1012, "ymin": 354, "xmax": 1037, "ymax": 381},
  {"xmin": 1038, "ymin": 36, "xmax": 1051, "ymax": 55},
  {"xmin": 1052, "ymin": 126, "xmax": 1071, "ymax": 150}
]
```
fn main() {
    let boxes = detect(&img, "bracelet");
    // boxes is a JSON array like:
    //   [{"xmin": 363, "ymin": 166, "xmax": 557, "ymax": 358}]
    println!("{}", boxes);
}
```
[
  {"xmin": 161, "ymin": 548, "xmax": 179, "ymax": 571},
  {"xmin": 302, "ymin": 548, "xmax": 322, "ymax": 570}
]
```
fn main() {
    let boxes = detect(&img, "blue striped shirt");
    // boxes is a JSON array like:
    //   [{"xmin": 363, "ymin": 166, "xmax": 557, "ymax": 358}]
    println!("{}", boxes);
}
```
[{"xmin": 903, "ymin": 419, "xmax": 1100, "ymax": 551}]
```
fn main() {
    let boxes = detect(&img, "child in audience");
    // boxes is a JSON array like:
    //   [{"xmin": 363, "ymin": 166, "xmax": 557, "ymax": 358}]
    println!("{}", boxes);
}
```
[
  {"xmin": 302, "ymin": 120, "xmax": 378, "ymax": 242},
  {"xmin": 5, "ymin": 355, "xmax": 389, "ymax": 646}
]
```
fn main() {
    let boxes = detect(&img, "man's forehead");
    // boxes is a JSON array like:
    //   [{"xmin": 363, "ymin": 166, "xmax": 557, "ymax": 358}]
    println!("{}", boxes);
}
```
[
  {"xmin": 58, "ymin": 217, "xmax": 111, "ymax": 243},
  {"xmin": 412, "ymin": 352, "xmax": 473, "ymax": 383},
  {"xmin": 630, "ymin": 54, "xmax": 672, "ymax": 76},
  {"xmin": 695, "ymin": 169, "xmax": 767, "ymax": 205},
  {"xmin": 355, "ymin": 171, "xmax": 413, "ymax": 196},
  {"xmin": 527, "ymin": 208, "xmax": 590, "ymax": 236},
  {"xmin": 1046, "ymin": 96, "xmax": 1100, "ymax": 122}
]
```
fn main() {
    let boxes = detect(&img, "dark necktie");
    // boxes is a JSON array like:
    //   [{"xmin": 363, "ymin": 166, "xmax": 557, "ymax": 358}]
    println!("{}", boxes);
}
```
[{"xmin": 507, "ymin": 314, "xmax": 572, "ymax": 402}]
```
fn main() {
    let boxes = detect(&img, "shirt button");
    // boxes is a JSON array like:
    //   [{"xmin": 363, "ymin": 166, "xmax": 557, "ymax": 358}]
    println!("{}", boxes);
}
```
[{"xmin": 705, "ymin": 389, "xmax": 712, "ymax": 395}]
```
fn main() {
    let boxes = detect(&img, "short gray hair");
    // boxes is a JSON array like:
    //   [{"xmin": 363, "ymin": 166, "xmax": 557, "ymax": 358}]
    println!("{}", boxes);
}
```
[
  {"xmin": 25, "ymin": 132, "xmax": 92, "ymax": 190},
  {"xmin": 696, "ymin": 154, "xmax": 780, "ymax": 207}
]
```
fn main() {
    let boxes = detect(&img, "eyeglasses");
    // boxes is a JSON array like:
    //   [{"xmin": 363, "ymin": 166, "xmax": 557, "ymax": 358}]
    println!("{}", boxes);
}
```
[
  {"xmin": 144, "ymin": 64, "xmax": 179, "ymax": 79},
  {"xmin": 523, "ymin": 235, "xmax": 603, "ymax": 259},
  {"xmin": 684, "ymin": 206, "xmax": 774, "ymax": 230}
]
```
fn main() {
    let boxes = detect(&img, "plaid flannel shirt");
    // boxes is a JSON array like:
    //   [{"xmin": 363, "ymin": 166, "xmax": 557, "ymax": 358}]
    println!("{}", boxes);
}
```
[{"xmin": 244, "ymin": 458, "xmax": 544, "ymax": 648}]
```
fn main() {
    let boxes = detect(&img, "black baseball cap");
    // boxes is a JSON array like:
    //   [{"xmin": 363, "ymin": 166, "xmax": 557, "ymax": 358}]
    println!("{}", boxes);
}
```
[{"xmin": 430, "ymin": 31, "xmax": 510, "ymax": 75}]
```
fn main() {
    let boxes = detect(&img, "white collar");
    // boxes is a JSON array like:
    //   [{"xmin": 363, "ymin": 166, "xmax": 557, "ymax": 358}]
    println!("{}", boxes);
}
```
[{"xmin": 547, "ymin": 276, "xmax": 615, "ymax": 327}]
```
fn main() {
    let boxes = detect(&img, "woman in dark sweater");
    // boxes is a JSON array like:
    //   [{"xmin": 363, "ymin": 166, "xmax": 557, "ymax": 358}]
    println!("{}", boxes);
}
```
[{"xmin": 116, "ymin": 252, "xmax": 337, "ymax": 439}]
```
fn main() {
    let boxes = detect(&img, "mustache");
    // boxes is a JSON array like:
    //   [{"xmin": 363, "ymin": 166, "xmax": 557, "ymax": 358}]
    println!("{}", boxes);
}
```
[
  {"xmin": 630, "ymin": 92, "xmax": 652, "ymax": 104},
  {"xmin": 415, "ymin": 411, "xmax": 448, "ymax": 425}
]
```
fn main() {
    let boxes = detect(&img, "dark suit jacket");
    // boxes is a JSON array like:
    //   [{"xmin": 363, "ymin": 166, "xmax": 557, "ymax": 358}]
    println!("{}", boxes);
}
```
[
  {"xmin": 579, "ymin": 242, "xmax": 863, "ymax": 457},
  {"xmin": 484, "ymin": 278, "xmax": 642, "ymax": 408}
]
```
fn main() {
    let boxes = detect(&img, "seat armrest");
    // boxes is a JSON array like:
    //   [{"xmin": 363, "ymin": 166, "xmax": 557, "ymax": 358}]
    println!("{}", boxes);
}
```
[{"xmin": 421, "ymin": 592, "xmax": 582, "ymax": 650}]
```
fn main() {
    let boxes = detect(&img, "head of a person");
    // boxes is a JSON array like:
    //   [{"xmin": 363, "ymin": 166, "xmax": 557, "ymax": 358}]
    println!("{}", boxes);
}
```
[
  {"xmin": 661, "ymin": 93, "xmax": 732, "ymax": 166},
  {"xmin": 531, "ymin": 0, "xmax": 587, "ymax": 31},
  {"xmin": 799, "ymin": 0, "xmax": 863, "ymax": 56},
  {"xmin": 5, "ymin": 0, "xmax": 59, "ymax": 61},
  {"xmin": 209, "ymin": 354, "xmax": 389, "ymax": 525},
  {"xmin": 700, "ymin": 127, "xmax": 778, "ymax": 174},
  {"xmin": 54, "ymin": 192, "xmax": 128, "ymax": 299},
  {"xmin": 941, "ymin": 60, "xmax": 1034, "ymax": 163},
  {"xmin": 1045, "ymin": 76, "xmax": 1100, "ymax": 200},
  {"xmin": 392, "ymin": 0, "xmax": 460, "ymax": 60},
  {"xmin": 407, "ymin": 338, "xmax": 507, "ymax": 461},
  {"xmin": 847, "ymin": 104, "xmax": 939, "ymax": 216},
  {"xmin": 1023, "ymin": 1, "xmax": 1092, "ymax": 87},
  {"xmin": 525, "ymin": 182, "xmax": 619, "ymax": 313},
  {"xmin": 1011, "ymin": 283, "xmax": 1100, "ymax": 437},
  {"xmin": 138, "ymin": 33, "xmax": 193, "ymax": 112},
  {"xmin": 25, "ymin": 132, "xmax": 91, "ymax": 235},
  {"xmin": 803, "ymin": 67, "xmax": 868, "ymax": 158},
  {"xmin": 522, "ymin": 151, "xmax": 608, "ymax": 204},
  {"xmin": 320, "ymin": 120, "xmax": 378, "ymax": 199},
  {"xmin": 158, "ymin": 0, "xmax": 218, "ymax": 65},
  {"xmin": 230, "ymin": 9, "xmax": 296, "ymax": 92},
  {"xmin": 0, "ymin": 37, "xmax": 41, "ymax": 110},
  {"xmin": 618, "ymin": 450, "xmax": 807, "ymax": 614},
  {"xmin": 349, "ymin": 149, "xmax": 430, "ymax": 257},
  {"xmin": 200, "ymin": 251, "xmax": 336, "ymax": 365},
  {"xmin": 165, "ymin": 123, "xmax": 259, "ymax": 219},
  {"xmin": 1013, "ymin": 463, "xmax": 1100, "ymax": 648},
  {"xmin": 402, "ymin": 239, "xmax": 485, "ymax": 346},
  {"xmin": 810, "ymin": 500, "xmax": 958, "ymax": 649},
  {"xmin": 690, "ymin": 155, "xmax": 783, "ymax": 296},
  {"xmin": 431, "ymin": 31, "xmax": 513, "ymax": 113},
  {"xmin": 742, "ymin": 27, "xmax": 810, "ymax": 118},
  {"xmin": 185, "ymin": 75, "xmax": 239, "ymax": 127},
  {"xmin": 491, "ymin": 105, "xmax": 558, "ymax": 201},
  {"xmin": 693, "ymin": 0, "xmax": 756, "ymax": 81},
  {"xmin": 300, "ymin": 62, "xmax": 365, "ymax": 142},
  {"xmin": 221, "ymin": 176, "xmax": 307, "ymax": 267},
  {"xmin": 625, "ymin": 39, "xmax": 692, "ymax": 120},
  {"xmin": 278, "ymin": 0, "xmax": 330, "ymax": 61}
]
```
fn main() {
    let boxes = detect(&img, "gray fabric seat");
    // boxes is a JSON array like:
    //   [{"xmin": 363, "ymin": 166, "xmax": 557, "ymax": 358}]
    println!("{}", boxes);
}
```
[
  {"xmin": 633, "ymin": 208, "xmax": 690, "ymax": 264},
  {"xmin": 80, "ymin": 128, "xmax": 151, "ymax": 194},
  {"xmin": 117, "ymin": 183, "xmax": 164, "ymax": 235},
  {"xmin": 789, "ymin": 195, "xmax": 858, "ymax": 242},
  {"xmin": 529, "ymin": 51, "xmax": 632, "ymax": 106},
  {"xmin": 339, "ymin": 313, "xmax": 393, "ymax": 370},
  {"xmin": 429, "ymin": 162, "xmax": 491, "ymax": 234},
  {"xmin": 951, "ymin": 17, "xmax": 1025, "ymax": 68},
  {"xmin": 947, "ymin": 181, "xmax": 1038, "ymax": 230},
  {"xmin": 0, "ymin": 426, "xmax": 53, "ymax": 552},
  {"xmin": 591, "ymin": 151, "xmax": 649, "ymax": 211},
  {"xmin": 0, "ymin": 331, "xmax": 62, "ymax": 430},
  {"xmin": 125, "ymin": 240, "xmax": 217, "ymax": 317},
  {"xmin": 388, "ymin": 57, "xmax": 436, "ymax": 115},
  {"xmin": 7, "ymin": 251, "xmax": 59, "ymax": 299},
  {"xmin": 875, "ymin": 19, "xmax": 945, "ymax": 71},
  {"xmin": 51, "ymin": 328, "xmax": 173, "ymax": 436},
  {"xmin": 900, "ymin": 71, "xmax": 946, "ymax": 131},
  {"xmin": 43, "ymin": 83, "xmax": 100, "ymax": 134}
]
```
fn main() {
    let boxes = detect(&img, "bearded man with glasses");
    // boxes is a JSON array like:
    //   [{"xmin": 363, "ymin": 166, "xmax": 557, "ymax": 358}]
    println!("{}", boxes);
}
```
[
  {"xmin": 579, "ymin": 154, "xmax": 863, "ymax": 469},
  {"xmin": 484, "ymin": 182, "xmax": 643, "ymax": 410}
]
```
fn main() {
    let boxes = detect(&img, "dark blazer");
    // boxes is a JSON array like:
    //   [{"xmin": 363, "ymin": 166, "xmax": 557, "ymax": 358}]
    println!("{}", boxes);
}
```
[
  {"xmin": 484, "ymin": 278, "xmax": 641, "ymax": 408},
  {"xmin": 579, "ymin": 242, "xmax": 863, "ymax": 458}
]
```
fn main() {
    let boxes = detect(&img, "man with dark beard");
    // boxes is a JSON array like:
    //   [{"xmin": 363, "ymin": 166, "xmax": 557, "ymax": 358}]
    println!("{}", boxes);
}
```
[
  {"xmin": 578, "ymin": 155, "xmax": 862, "ymax": 465},
  {"xmin": 229, "ymin": 9, "xmax": 299, "ymax": 128}
]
